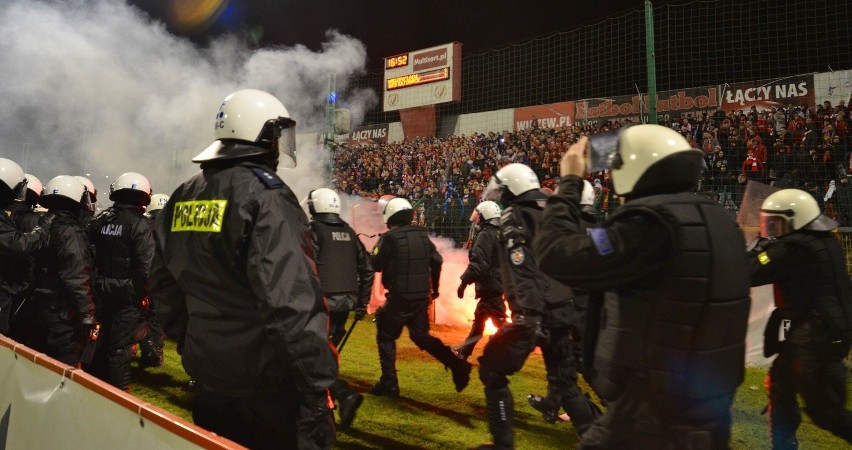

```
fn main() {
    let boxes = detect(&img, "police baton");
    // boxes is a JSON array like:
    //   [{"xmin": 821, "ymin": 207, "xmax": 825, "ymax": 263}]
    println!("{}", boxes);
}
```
[{"xmin": 336, "ymin": 316, "xmax": 361, "ymax": 354}]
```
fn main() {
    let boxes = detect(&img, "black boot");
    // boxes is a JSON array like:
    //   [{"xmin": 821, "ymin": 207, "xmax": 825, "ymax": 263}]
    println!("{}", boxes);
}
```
[
  {"xmin": 527, "ymin": 394, "xmax": 560, "ymax": 424},
  {"xmin": 432, "ymin": 345, "xmax": 472, "ymax": 392},
  {"xmin": 138, "ymin": 339, "xmax": 164, "ymax": 368},
  {"xmin": 560, "ymin": 391, "xmax": 602, "ymax": 436},
  {"xmin": 107, "ymin": 346, "xmax": 132, "ymax": 391},
  {"xmin": 330, "ymin": 380, "xmax": 364, "ymax": 431},
  {"xmin": 370, "ymin": 375, "xmax": 400, "ymax": 398},
  {"xmin": 483, "ymin": 386, "xmax": 515, "ymax": 449}
]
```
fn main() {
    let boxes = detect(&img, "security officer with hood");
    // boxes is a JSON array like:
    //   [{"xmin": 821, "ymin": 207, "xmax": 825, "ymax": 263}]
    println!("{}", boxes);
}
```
[
  {"xmin": 32, "ymin": 175, "xmax": 97, "ymax": 367},
  {"xmin": 149, "ymin": 89, "xmax": 337, "ymax": 450},
  {"xmin": 370, "ymin": 197, "xmax": 471, "ymax": 398},
  {"xmin": 307, "ymin": 187, "xmax": 373, "ymax": 431},
  {"xmin": 748, "ymin": 188, "xmax": 852, "ymax": 449},
  {"xmin": 455, "ymin": 200, "xmax": 505, "ymax": 360},
  {"xmin": 0, "ymin": 161, "xmax": 50, "ymax": 336},
  {"xmin": 534, "ymin": 124, "xmax": 751, "ymax": 449},
  {"xmin": 5, "ymin": 173, "xmax": 46, "ymax": 342},
  {"xmin": 87, "ymin": 172, "xmax": 154, "ymax": 390},
  {"xmin": 477, "ymin": 164, "xmax": 600, "ymax": 450}
]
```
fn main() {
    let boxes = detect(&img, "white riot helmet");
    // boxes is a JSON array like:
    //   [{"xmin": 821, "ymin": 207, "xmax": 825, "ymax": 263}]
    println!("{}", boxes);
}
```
[
  {"xmin": 109, "ymin": 172, "xmax": 152, "ymax": 206},
  {"xmin": 580, "ymin": 180, "xmax": 595, "ymax": 206},
  {"xmin": 41, "ymin": 175, "xmax": 93, "ymax": 212},
  {"xmin": 148, "ymin": 193, "xmax": 170, "ymax": 213},
  {"xmin": 0, "ymin": 158, "xmax": 26, "ymax": 206},
  {"xmin": 483, "ymin": 163, "xmax": 541, "ymax": 201},
  {"xmin": 308, "ymin": 188, "xmax": 342, "ymax": 215},
  {"xmin": 23, "ymin": 174, "xmax": 43, "ymax": 206},
  {"xmin": 608, "ymin": 124, "xmax": 703, "ymax": 197},
  {"xmin": 382, "ymin": 197, "xmax": 413, "ymax": 226},
  {"xmin": 193, "ymin": 89, "xmax": 297, "ymax": 168},
  {"xmin": 759, "ymin": 188, "xmax": 837, "ymax": 238},
  {"xmin": 471, "ymin": 200, "xmax": 501, "ymax": 226}
]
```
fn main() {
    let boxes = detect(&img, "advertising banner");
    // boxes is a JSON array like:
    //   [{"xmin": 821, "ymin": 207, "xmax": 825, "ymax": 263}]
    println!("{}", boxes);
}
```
[
  {"xmin": 574, "ymin": 87, "xmax": 719, "ymax": 123},
  {"xmin": 720, "ymin": 74, "xmax": 815, "ymax": 112},
  {"xmin": 513, "ymin": 101, "xmax": 575, "ymax": 131}
]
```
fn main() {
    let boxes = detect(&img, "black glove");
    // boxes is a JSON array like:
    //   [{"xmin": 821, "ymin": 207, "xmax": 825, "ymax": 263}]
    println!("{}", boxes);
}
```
[
  {"xmin": 457, "ymin": 280, "xmax": 470, "ymax": 298},
  {"xmin": 746, "ymin": 237, "xmax": 775, "ymax": 255},
  {"xmin": 515, "ymin": 313, "xmax": 549, "ymax": 345},
  {"xmin": 354, "ymin": 306, "xmax": 367, "ymax": 321},
  {"xmin": 77, "ymin": 314, "xmax": 98, "ymax": 340}
]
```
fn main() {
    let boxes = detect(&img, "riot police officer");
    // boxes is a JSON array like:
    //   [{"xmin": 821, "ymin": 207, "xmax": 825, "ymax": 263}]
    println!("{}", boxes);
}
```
[
  {"xmin": 748, "ymin": 188, "xmax": 852, "ymax": 449},
  {"xmin": 5, "ymin": 173, "xmax": 45, "ymax": 342},
  {"xmin": 307, "ymin": 187, "xmax": 373, "ymax": 431},
  {"xmin": 527, "ymin": 179, "xmax": 602, "ymax": 423},
  {"xmin": 370, "ymin": 197, "xmax": 471, "ymax": 398},
  {"xmin": 455, "ymin": 200, "xmax": 505, "ymax": 360},
  {"xmin": 0, "ymin": 161, "xmax": 50, "ymax": 336},
  {"xmin": 149, "ymin": 89, "xmax": 337, "ymax": 450},
  {"xmin": 31, "ymin": 175, "xmax": 97, "ymax": 367},
  {"xmin": 88, "ymin": 172, "xmax": 154, "ymax": 390},
  {"xmin": 477, "ymin": 164, "xmax": 599, "ymax": 450},
  {"xmin": 139, "ymin": 192, "xmax": 169, "ymax": 367},
  {"xmin": 534, "ymin": 125, "xmax": 751, "ymax": 449}
]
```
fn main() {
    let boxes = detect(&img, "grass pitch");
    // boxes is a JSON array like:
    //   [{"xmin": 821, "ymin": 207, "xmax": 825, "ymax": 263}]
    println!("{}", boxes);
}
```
[{"xmin": 131, "ymin": 316, "xmax": 852, "ymax": 449}]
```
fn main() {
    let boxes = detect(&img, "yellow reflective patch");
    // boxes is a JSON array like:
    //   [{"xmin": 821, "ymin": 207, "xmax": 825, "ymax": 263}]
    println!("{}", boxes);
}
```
[
  {"xmin": 757, "ymin": 251, "xmax": 770, "ymax": 265},
  {"xmin": 372, "ymin": 246, "xmax": 379, "ymax": 256},
  {"xmin": 171, "ymin": 200, "xmax": 227, "ymax": 232}
]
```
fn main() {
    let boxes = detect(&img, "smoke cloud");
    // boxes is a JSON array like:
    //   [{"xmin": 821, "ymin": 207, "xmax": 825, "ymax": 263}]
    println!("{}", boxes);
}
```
[{"xmin": 0, "ymin": 0, "xmax": 376, "ymax": 200}]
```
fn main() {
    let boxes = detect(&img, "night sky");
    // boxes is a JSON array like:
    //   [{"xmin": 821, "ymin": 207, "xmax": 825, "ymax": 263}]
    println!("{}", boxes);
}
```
[{"xmin": 130, "ymin": 0, "xmax": 650, "ymax": 72}]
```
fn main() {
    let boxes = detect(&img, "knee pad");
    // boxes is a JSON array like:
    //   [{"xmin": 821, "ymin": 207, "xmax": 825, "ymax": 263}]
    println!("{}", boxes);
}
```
[{"xmin": 479, "ymin": 366, "xmax": 508, "ymax": 390}]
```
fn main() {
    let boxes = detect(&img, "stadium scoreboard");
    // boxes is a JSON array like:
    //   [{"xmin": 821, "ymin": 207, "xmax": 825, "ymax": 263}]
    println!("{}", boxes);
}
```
[{"xmin": 383, "ymin": 42, "xmax": 461, "ymax": 112}]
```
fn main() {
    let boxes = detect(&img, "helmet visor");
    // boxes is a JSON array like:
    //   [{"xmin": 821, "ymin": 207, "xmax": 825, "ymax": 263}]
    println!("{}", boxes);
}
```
[
  {"xmin": 274, "ymin": 118, "xmax": 297, "ymax": 169},
  {"xmin": 81, "ymin": 188, "xmax": 96, "ymax": 213},
  {"xmin": 759, "ymin": 213, "xmax": 792, "ymax": 238},
  {"xmin": 483, "ymin": 176, "xmax": 503, "ymax": 201},
  {"xmin": 13, "ymin": 178, "xmax": 28, "ymax": 202}
]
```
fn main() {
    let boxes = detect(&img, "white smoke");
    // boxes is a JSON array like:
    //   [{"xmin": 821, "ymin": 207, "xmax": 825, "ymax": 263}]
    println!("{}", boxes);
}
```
[{"xmin": 0, "ymin": 0, "xmax": 376, "ymax": 199}]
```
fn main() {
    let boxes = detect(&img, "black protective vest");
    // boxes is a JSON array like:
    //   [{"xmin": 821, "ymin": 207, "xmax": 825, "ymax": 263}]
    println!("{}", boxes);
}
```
[
  {"xmin": 91, "ymin": 208, "xmax": 134, "ymax": 279},
  {"xmin": 777, "ymin": 232, "xmax": 852, "ymax": 341},
  {"xmin": 382, "ymin": 226, "xmax": 432, "ymax": 298},
  {"xmin": 312, "ymin": 220, "xmax": 359, "ymax": 295},
  {"xmin": 592, "ymin": 192, "xmax": 750, "ymax": 414}
]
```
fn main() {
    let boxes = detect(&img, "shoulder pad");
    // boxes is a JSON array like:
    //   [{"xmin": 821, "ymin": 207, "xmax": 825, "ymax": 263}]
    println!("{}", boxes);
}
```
[{"xmin": 249, "ymin": 167, "xmax": 284, "ymax": 189}]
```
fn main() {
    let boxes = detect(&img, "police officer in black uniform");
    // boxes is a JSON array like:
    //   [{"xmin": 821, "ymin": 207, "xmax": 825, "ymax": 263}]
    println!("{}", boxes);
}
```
[
  {"xmin": 0, "ymin": 162, "xmax": 50, "ymax": 337},
  {"xmin": 150, "ymin": 89, "xmax": 337, "ymax": 450},
  {"xmin": 534, "ymin": 124, "xmax": 751, "ymax": 449},
  {"xmin": 307, "ymin": 187, "xmax": 373, "ymax": 431},
  {"xmin": 477, "ymin": 164, "xmax": 600, "ymax": 450},
  {"xmin": 370, "ymin": 197, "xmax": 471, "ymax": 398},
  {"xmin": 527, "ymin": 179, "xmax": 602, "ymax": 423},
  {"xmin": 138, "ymin": 192, "xmax": 169, "ymax": 368},
  {"xmin": 88, "ymin": 172, "xmax": 154, "ymax": 391},
  {"xmin": 455, "ymin": 200, "xmax": 505, "ymax": 360},
  {"xmin": 748, "ymin": 188, "xmax": 852, "ymax": 449},
  {"xmin": 32, "ymin": 175, "xmax": 97, "ymax": 367}
]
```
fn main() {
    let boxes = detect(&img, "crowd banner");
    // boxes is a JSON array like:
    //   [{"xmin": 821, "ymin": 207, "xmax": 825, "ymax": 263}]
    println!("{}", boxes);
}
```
[
  {"xmin": 513, "ymin": 101, "xmax": 574, "ymax": 131},
  {"xmin": 573, "ymin": 86, "xmax": 718, "ymax": 124},
  {"xmin": 813, "ymin": 69, "xmax": 852, "ymax": 109},
  {"xmin": 720, "ymin": 74, "xmax": 815, "ymax": 112},
  {"xmin": 346, "ymin": 123, "xmax": 390, "ymax": 146},
  {"xmin": 0, "ymin": 336, "xmax": 244, "ymax": 449}
]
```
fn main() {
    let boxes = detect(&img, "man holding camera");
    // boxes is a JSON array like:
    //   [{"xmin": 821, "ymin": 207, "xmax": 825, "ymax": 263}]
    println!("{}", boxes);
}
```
[{"xmin": 534, "ymin": 124, "xmax": 751, "ymax": 449}]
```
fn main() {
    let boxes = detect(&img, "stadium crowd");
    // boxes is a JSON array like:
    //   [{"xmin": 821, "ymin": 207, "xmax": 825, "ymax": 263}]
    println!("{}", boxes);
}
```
[{"xmin": 333, "ymin": 99, "xmax": 852, "ymax": 244}]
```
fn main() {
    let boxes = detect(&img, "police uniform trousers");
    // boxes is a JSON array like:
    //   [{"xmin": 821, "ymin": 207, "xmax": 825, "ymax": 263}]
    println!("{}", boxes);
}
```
[
  {"xmin": 88, "ymin": 277, "xmax": 147, "ymax": 390},
  {"xmin": 768, "ymin": 317, "xmax": 852, "ymax": 449},
  {"xmin": 457, "ymin": 295, "xmax": 505, "ymax": 359},
  {"xmin": 579, "ymin": 375, "xmax": 734, "ymax": 450},
  {"xmin": 375, "ymin": 296, "xmax": 459, "ymax": 382}
]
